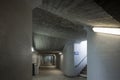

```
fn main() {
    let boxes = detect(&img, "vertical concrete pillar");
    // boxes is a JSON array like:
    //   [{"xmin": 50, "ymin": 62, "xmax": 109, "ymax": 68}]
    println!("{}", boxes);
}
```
[
  {"xmin": 63, "ymin": 41, "xmax": 74, "ymax": 77},
  {"xmin": 60, "ymin": 54, "xmax": 63, "ymax": 70},
  {"xmin": 43, "ymin": 55, "xmax": 45, "ymax": 64},
  {"xmin": 56, "ymin": 54, "xmax": 60, "ymax": 69},
  {"xmin": 41, "ymin": 55, "xmax": 44, "ymax": 65},
  {"xmin": 87, "ymin": 27, "xmax": 120, "ymax": 80},
  {"xmin": 36, "ymin": 54, "xmax": 40, "ymax": 74},
  {"xmin": 0, "ymin": 0, "xmax": 32, "ymax": 80},
  {"xmin": 53, "ymin": 55, "xmax": 56, "ymax": 65},
  {"xmin": 32, "ymin": 53, "xmax": 37, "ymax": 76},
  {"xmin": 63, "ymin": 40, "xmax": 87, "ymax": 77},
  {"xmin": 51, "ymin": 55, "xmax": 54, "ymax": 65}
]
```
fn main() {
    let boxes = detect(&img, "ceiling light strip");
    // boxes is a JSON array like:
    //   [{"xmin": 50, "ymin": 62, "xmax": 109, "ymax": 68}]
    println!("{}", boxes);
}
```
[{"xmin": 93, "ymin": 27, "xmax": 120, "ymax": 35}]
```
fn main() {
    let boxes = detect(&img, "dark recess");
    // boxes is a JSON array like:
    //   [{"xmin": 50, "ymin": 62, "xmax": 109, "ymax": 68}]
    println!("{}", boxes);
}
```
[{"xmin": 94, "ymin": 0, "xmax": 120, "ymax": 22}]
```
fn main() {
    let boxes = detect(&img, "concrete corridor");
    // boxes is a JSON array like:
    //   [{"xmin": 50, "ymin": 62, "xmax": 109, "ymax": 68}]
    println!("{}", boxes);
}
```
[{"xmin": 32, "ymin": 65, "xmax": 87, "ymax": 80}]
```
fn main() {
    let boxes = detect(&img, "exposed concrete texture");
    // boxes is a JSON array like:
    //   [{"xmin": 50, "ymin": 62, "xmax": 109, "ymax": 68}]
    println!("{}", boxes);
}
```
[
  {"xmin": 33, "ymin": 8, "xmax": 85, "ymax": 39},
  {"xmin": 87, "ymin": 28, "xmax": 120, "ymax": 80},
  {"xmin": 0, "ymin": 0, "xmax": 32, "ymax": 80},
  {"xmin": 31, "ymin": 0, "xmax": 42, "ymax": 9},
  {"xmin": 34, "ymin": 34, "xmax": 67, "ymax": 51},
  {"xmin": 33, "ymin": 23, "xmax": 84, "ymax": 40},
  {"xmin": 38, "ymin": 0, "xmax": 120, "ymax": 27},
  {"xmin": 56, "ymin": 54, "xmax": 64, "ymax": 70},
  {"xmin": 32, "ymin": 0, "xmax": 120, "ymax": 52},
  {"xmin": 63, "ymin": 41, "xmax": 74, "ymax": 76},
  {"xmin": 32, "ymin": 8, "xmax": 86, "ymax": 51},
  {"xmin": 56, "ymin": 54, "xmax": 61, "ymax": 69}
]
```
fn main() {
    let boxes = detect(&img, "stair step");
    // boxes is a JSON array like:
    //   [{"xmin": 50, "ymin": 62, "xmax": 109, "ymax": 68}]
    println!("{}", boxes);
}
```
[{"xmin": 80, "ymin": 74, "xmax": 87, "ymax": 78}]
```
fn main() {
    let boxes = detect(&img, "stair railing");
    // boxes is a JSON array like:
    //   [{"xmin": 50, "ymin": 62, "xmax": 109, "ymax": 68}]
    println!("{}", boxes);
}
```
[{"xmin": 74, "ymin": 56, "xmax": 87, "ymax": 68}]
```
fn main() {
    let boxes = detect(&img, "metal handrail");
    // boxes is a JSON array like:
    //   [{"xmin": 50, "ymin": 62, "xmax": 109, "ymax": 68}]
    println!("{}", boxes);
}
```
[{"xmin": 75, "ymin": 56, "xmax": 87, "ymax": 68}]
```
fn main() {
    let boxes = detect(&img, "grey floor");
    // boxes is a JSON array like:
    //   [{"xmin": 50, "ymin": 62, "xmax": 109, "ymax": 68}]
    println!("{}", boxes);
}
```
[{"xmin": 32, "ymin": 65, "xmax": 87, "ymax": 80}]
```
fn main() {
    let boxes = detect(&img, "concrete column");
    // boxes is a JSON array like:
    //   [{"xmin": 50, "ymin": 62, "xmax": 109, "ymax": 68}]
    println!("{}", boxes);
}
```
[
  {"xmin": 43, "ymin": 55, "xmax": 45, "ymax": 64},
  {"xmin": 53, "ymin": 55, "xmax": 55, "ymax": 65},
  {"xmin": 53, "ymin": 55, "xmax": 56, "ymax": 65},
  {"xmin": 63, "ymin": 39, "xmax": 87, "ymax": 77},
  {"xmin": 41, "ymin": 55, "xmax": 43, "ymax": 65},
  {"xmin": 60, "ymin": 54, "xmax": 63, "ymax": 70},
  {"xmin": 56, "ymin": 54, "xmax": 60, "ymax": 69},
  {"xmin": 36, "ymin": 55, "xmax": 40, "ymax": 74},
  {"xmin": 0, "ymin": 0, "xmax": 32, "ymax": 80},
  {"xmin": 56, "ymin": 54, "xmax": 64, "ymax": 70},
  {"xmin": 87, "ymin": 27, "xmax": 120, "ymax": 80},
  {"xmin": 50, "ymin": 55, "xmax": 53, "ymax": 64},
  {"xmin": 51, "ymin": 55, "xmax": 54, "ymax": 65},
  {"xmin": 63, "ymin": 41, "xmax": 74, "ymax": 77},
  {"xmin": 32, "ymin": 53, "xmax": 38, "ymax": 75}
]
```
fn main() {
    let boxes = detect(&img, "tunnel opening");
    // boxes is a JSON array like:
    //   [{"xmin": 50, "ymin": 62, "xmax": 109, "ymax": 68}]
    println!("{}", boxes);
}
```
[{"xmin": 31, "ymin": 38, "xmax": 88, "ymax": 79}]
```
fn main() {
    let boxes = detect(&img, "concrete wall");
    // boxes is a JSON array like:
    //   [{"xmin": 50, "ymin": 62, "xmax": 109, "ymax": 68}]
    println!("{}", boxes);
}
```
[
  {"xmin": 74, "ymin": 41, "xmax": 87, "ymax": 75},
  {"xmin": 0, "ymin": 0, "xmax": 32, "ymax": 80},
  {"xmin": 87, "ymin": 28, "xmax": 120, "ymax": 80}
]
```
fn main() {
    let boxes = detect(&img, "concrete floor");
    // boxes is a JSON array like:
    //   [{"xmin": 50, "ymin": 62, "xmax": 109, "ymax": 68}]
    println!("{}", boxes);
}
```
[{"xmin": 32, "ymin": 65, "xmax": 87, "ymax": 80}]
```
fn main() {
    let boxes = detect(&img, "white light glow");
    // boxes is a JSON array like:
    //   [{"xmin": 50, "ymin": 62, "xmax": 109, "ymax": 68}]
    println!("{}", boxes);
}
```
[
  {"xmin": 93, "ymin": 27, "xmax": 120, "ymax": 35},
  {"xmin": 74, "ymin": 40, "xmax": 87, "ymax": 66},
  {"xmin": 59, "ymin": 52, "xmax": 62, "ymax": 55},
  {"xmin": 74, "ymin": 40, "xmax": 87, "ymax": 55},
  {"xmin": 31, "ymin": 47, "xmax": 34, "ymax": 52}
]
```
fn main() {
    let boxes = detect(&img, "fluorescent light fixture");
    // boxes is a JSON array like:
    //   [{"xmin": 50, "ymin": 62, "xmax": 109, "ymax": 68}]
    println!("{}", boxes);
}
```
[
  {"xmin": 59, "ymin": 52, "xmax": 62, "ymax": 55},
  {"xmin": 31, "ymin": 47, "xmax": 34, "ymax": 52},
  {"xmin": 93, "ymin": 27, "xmax": 120, "ymax": 35}
]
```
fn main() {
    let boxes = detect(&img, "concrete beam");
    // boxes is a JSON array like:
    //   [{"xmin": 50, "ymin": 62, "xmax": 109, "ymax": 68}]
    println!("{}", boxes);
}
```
[{"xmin": 33, "ymin": 23, "xmax": 85, "ymax": 39}]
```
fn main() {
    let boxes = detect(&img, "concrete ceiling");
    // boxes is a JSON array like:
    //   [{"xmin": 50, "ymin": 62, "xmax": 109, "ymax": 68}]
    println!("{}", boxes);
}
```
[
  {"xmin": 33, "ymin": 33, "xmax": 67, "ymax": 51},
  {"xmin": 33, "ymin": 8, "xmax": 86, "ymax": 39},
  {"xmin": 32, "ymin": 0, "xmax": 120, "ymax": 27},
  {"xmin": 32, "ymin": 8, "xmax": 86, "ymax": 51},
  {"xmin": 32, "ymin": 0, "xmax": 120, "ymax": 51}
]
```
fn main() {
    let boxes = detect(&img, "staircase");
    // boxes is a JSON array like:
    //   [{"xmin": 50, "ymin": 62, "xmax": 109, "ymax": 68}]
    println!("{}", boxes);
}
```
[{"xmin": 80, "ymin": 66, "xmax": 87, "ymax": 78}]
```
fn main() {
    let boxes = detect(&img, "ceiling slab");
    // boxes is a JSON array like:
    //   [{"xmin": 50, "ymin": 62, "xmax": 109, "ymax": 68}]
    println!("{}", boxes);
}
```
[
  {"xmin": 37, "ymin": 0, "xmax": 120, "ymax": 27},
  {"xmin": 34, "ymin": 33, "xmax": 67, "ymax": 51},
  {"xmin": 33, "ymin": 8, "xmax": 86, "ymax": 39}
]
